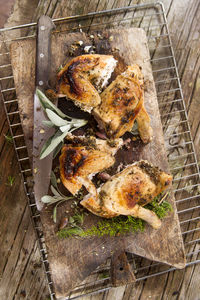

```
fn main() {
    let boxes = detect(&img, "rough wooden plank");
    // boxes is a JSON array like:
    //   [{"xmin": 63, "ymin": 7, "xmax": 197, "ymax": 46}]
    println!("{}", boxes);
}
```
[
  {"xmin": 10, "ymin": 27, "xmax": 186, "ymax": 298},
  {"xmin": 1, "ymin": 0, "xmax": 200, "ymax": 299},
  {"xmin": 134, "ymin": 1, "xmax": 200, "ymax": 300}
]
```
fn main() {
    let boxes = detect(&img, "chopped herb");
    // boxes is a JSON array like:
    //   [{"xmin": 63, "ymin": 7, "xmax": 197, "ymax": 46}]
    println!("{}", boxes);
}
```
[
  {"xmin": 99, "ymin": 271, "xmax": 110, "ymax": 279},
  {"xmin": 6, "ymin": 175, "xmax": 15, "ymax": 186},
  {"xmin": 145, "ymin": 198, "xmax": 173, "ymax": 219},
  {"xmin": 57, "ymin": 193, "xmax": 172, "ymax": 239},
  {"xmin": 106, "ymin": 139, "xmax": 117, "ymax": 147},
  {"xmin": 4, "ymin": 134, "xmax": 13, "ymax": 144},
  {"xmin": 80, "ymin": 216, "xmax": 145, "ymax": 237}
]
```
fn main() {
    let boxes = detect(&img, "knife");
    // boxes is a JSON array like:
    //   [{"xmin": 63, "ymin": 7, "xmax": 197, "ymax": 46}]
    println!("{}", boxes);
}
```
[{"xmin": 33, "ymin": 15, "xmax": 55, "ymax": 211}]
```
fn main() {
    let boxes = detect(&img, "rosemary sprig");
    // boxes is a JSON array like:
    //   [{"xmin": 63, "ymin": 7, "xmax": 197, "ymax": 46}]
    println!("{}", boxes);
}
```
[{"xmin": 36, "ymin": 89, "xmax": 88, "ymax": 159}]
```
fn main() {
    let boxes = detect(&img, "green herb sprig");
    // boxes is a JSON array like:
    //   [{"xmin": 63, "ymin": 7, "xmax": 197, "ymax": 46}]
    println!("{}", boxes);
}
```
[
  {"xmin": 41, "ymin": 171, "xmax": 73, "ymax": 223},
  {"xmin": 57, "ymin": 194, "xmax": 172, "ymax": 238},
  {"xmin": 57, "ymin": 210, "xmax": 85, "ymax": 238},
  {"xmin": 145, "ymin": 193, "xmax": 173, "ymax": 219},
  {"xmin": 36, "ymin": 89, "xmax": 88, "ymax": 159},
  {"xmin": 4, "ymin": 134, "xmax": 13, "ymax": 144},
  {"xmin": 6, "ymin": 175, "xmax": 15, "ymax": 186}
]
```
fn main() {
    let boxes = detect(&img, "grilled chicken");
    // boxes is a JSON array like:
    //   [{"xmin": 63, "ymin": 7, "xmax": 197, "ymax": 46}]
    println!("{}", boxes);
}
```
[
  {"xmin": 59, "ymin": 136, "xmax": 123, "ymax": 195},
  {"xmin": 57, "ymin": 54, "xmax": 117, "ymax": 112},
  {"xmin": 93, "ymin": 65, "xmax": 152, "ymax": 143},
  {"xmin": 81, "ymin": 160, "xmax": 172, "ymax": 229}
]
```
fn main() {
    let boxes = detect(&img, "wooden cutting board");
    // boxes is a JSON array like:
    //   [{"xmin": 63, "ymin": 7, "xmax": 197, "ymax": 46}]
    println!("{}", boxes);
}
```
[{"xmin": 10, "ymin": 28, "xmax": 186, "ymax": 299}]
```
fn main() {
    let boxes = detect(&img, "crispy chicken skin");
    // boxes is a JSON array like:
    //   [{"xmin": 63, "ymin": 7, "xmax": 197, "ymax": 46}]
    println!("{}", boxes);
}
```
[
  {"xmin": 93, "ymin": 65, "xmax": 152, "ymax": 143},
  {"xmin": 81, "ymin": 160, "xmax": 173, "ymax": 229},
  {"xmin": 57, "ymin": 54, "xmax": 117, "ymax": 112},
  {"xmin": 59, "ymin": 136, "xmax": 123, "ymax": 195}
]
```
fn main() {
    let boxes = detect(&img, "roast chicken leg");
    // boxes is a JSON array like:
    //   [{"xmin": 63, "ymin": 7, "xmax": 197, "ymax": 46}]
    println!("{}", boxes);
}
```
[
  {"xmin": 93, "ymin": 65, "xmax": 153, "ymax": 143},
  {"xmin": 81, "ymin": 160, "xmax": 172, "ymax": 229},
  {"xmin": 59, "ymin": 135, "xmax": 123, "ymax": 195}
]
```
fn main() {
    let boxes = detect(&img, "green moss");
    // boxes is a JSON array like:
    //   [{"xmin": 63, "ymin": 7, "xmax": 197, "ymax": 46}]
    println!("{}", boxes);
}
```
[
  {"xmin": 145, "ymin": 200, "xmax": 172, "ymax": 219},
  {"xmin": 80, "ymin": 215, "xmax": 145, "ymax": 237},
  {"xmin": 57, "ymin": 194, "xmax": 172, "ymax": 239}
]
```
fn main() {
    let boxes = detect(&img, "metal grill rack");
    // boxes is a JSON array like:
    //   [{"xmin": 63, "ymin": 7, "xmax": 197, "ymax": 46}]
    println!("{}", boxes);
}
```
[{"xmin": 0, "ymin": 2, "xmax": 200, "ymax": 299}]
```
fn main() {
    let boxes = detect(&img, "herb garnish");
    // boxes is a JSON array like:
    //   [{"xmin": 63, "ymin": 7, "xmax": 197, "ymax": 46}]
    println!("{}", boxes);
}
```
[
  {"xmin": 6, "ymin": 175, "xmax": 15, "ymax": 186},
  {"xmin": 36, "ymin": 89, "xmax": 88, "ymax": 159},
  {"xmin": 41, "ymin": 171, "xmax": 73, "ymax": 223},
  {"xmin": 4, "ymin": 134, "xmax": 13, "ymax": 144},
  {"xmin": 57, "ymin": 194, "xmax": 172, "ymax": 238}
]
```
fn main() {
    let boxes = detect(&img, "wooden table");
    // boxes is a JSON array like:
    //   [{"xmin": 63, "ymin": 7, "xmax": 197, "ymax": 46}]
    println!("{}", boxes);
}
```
[{"xmin": 0, "ymin": 1, "xmax": 199, "ymax": 299}]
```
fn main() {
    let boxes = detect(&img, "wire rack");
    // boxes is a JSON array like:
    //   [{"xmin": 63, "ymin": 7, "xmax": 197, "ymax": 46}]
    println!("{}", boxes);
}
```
[{"xmin": 0, "ymin": 2, "xmax": 200, "ymax": 299}]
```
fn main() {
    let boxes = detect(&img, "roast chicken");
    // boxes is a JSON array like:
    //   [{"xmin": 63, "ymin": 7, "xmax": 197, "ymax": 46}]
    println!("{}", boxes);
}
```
[
  {"xmin": 81, "ymin": 160, "xmax": 172, "ymax": 229},
  {"xmin": 93, "ymin": 65, "xmax": 153, "ymax": 143},
  {"xmin": 57, "ymin": 54, "xmax": 117, "ymax": 112},
  {"xmin": 59, "ymin": 135, "xmax": 123, "ymax": 196}
]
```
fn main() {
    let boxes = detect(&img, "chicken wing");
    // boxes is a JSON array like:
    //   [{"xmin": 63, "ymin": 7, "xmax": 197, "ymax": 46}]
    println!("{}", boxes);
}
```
[
  {"xmin": 93, "ymin": 65, "xmax": 152, "ymax": 143},
  {"xmin": 81, "ymin": 160, "xmax": 172, "ymax": 229},
  {"xmin": 59, "ymin": 136, "xmax": 123, "ymax": 195},
  {"xmin": 57, "ymin": 54, "xmax": 117, "ymax": 112}
]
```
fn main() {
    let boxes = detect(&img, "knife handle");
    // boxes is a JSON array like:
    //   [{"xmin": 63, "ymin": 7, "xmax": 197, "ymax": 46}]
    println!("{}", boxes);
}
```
[{"xmin": 36, "ymin": 15, "xmax": 55, "ymax": 90}]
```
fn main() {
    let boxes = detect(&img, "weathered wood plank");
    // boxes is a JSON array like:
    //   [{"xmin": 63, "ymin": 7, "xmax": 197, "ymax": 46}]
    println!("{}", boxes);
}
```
[
  {"xmin": 0, "ymin": 0, "xmax": 199, "ymax": 299},
  {"xmin": 10, "ymin": 26, "xmax": 185, "ymax": 298}
]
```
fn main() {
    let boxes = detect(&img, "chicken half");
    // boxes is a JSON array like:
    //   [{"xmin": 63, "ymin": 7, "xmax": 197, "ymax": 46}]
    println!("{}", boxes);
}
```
[
  {"xmin": 57, "ymin": 54, "xmax": 117, "ymax": 112},
  {"xmin": 93, "ymin": 65, "xmax": 153, "ymax": 143},
  {"xmin": 81, "ymin": 160, "xmax": 173, "ymax": 229},
  {"xmin": 59, "ymin": 136, "xmax": 123, "ymax": 196}
]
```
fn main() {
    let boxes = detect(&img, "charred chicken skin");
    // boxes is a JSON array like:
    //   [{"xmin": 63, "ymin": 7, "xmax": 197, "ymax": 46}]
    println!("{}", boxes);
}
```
[
  {"xmin": 57, "ymin": 54, "xmax": 117, "ymax": 112},
  {"xmin": 93, "ymin": 64, "xmax": 153, "ymax": 143},
  {"xmin": 81, "ymin": 160, "xmax": 172, "ymax": 229},
  {"xmin": 59, "ymin": 136, "xmax": 123, "ymax": 196}
]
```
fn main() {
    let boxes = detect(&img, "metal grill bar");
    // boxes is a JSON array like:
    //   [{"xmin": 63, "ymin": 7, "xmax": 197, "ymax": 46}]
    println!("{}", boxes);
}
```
[
  {"xmin": 171, "ymin": 162, "xmax": 197, "ymax": 171},
  {"xmin": 180, "ymin": 217, "xmax": 200, "ymax": 225},
  {"xmin": 153, "ymin": 66, "xmax": 176, "ymax": 73},
  {"xmin": 0, "ymin": 63, "xmax": 12, "ymax": 68},
  {"xmin": 0, "ymin": 75, "xmax": 14, "ymax": 80},
  {"xmin": 155, "ymin": 77, "xmax": 178, "ymax": 84},
  {"xmin": 1, "ymin": 2, "xmax": 200, "ymax": 300},
  {"xmin": 175, "ymin": 184, "xmax": 200, "ymax": 192},
  {"xmin": 178, "ymin": 206, "xmax": 200, "ymax": 214},
  {"xmin": 157, "ymin": 88, "xmax": 181, "ymax": 95},
  {"xmin": 175, "ymin": 194, "xmax": 200, "ymax": 203},
  {"xmin": 173, "ymin": 173, "xmax": 199, "ymax": 182},
  {"xmin": 164, "ymin": 131, "xmax": 190, "ymax": 139},
  {"xmin": 161, "ymin": 109, "xmax": 185, "ymax": 117},
  {"xmin": 151, "ymin": 55, "xmax": 173, "ymax": 61},
  {"xmin": 169, "ymin": 152, "xmax": 195, "ymax": 160}
]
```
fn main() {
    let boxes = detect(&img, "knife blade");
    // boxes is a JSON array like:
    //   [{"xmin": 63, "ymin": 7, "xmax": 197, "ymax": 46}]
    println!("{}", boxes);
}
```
[{"xmin": 33, "ymin": 15, "xmax": 55, "ymax": 211}]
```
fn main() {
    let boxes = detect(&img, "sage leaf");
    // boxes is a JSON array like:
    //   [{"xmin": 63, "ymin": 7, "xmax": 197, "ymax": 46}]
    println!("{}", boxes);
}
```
[
  {"xmin": 50, "ymin": 171, "xmax": 57, "ymax": 188},
  {"xmin": 46, "ymin": 109, "xmax": 69, "ymax": 127},
  {"xmin": 40, "ymin": 129, "xmax": 68, "ymax": 159},
  {"xmin": 36, "ymin": 88, "xmax": 67, "ymax": 118},
  {"xmin": 41, "ymin": 195, "xmax": 63, "ymax": 204},
  {"xmin": 72, "ymin": 119, "xmax": 88, "ymax": 127},
  {"xmin": 40, "ymin": 131, "xmax": 57, "ymax": 158},
  {"xmin": 53, "ymin": 206, "xmax": 57, "ymax": 223},
  {"xmin": 50, "ymin": 185, "xmax": 61, "ymax": 197},
  {"xmin": 42, "ymin": 120, "xmax": 54, "ymax": 127},
  {"xmin": 59, "ymin": 124, "xmax": 72, "ymax": 132},
  {"xmin": 53, "ymin": 141, "xmax": 64, "ymax": 159},
  {"xmin": 41, "ymin": 195, "xmax": 54, "ymax": 203}
]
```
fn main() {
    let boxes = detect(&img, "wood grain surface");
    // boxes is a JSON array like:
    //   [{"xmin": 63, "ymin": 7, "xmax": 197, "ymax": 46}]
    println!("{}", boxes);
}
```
[
  {"xmin": 10, "ymin": 27, "xmax": 185, "ymax": 298},
  {"xmin": 0, "ymin": 0, "xmax": 199, "ymax": 300}
]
